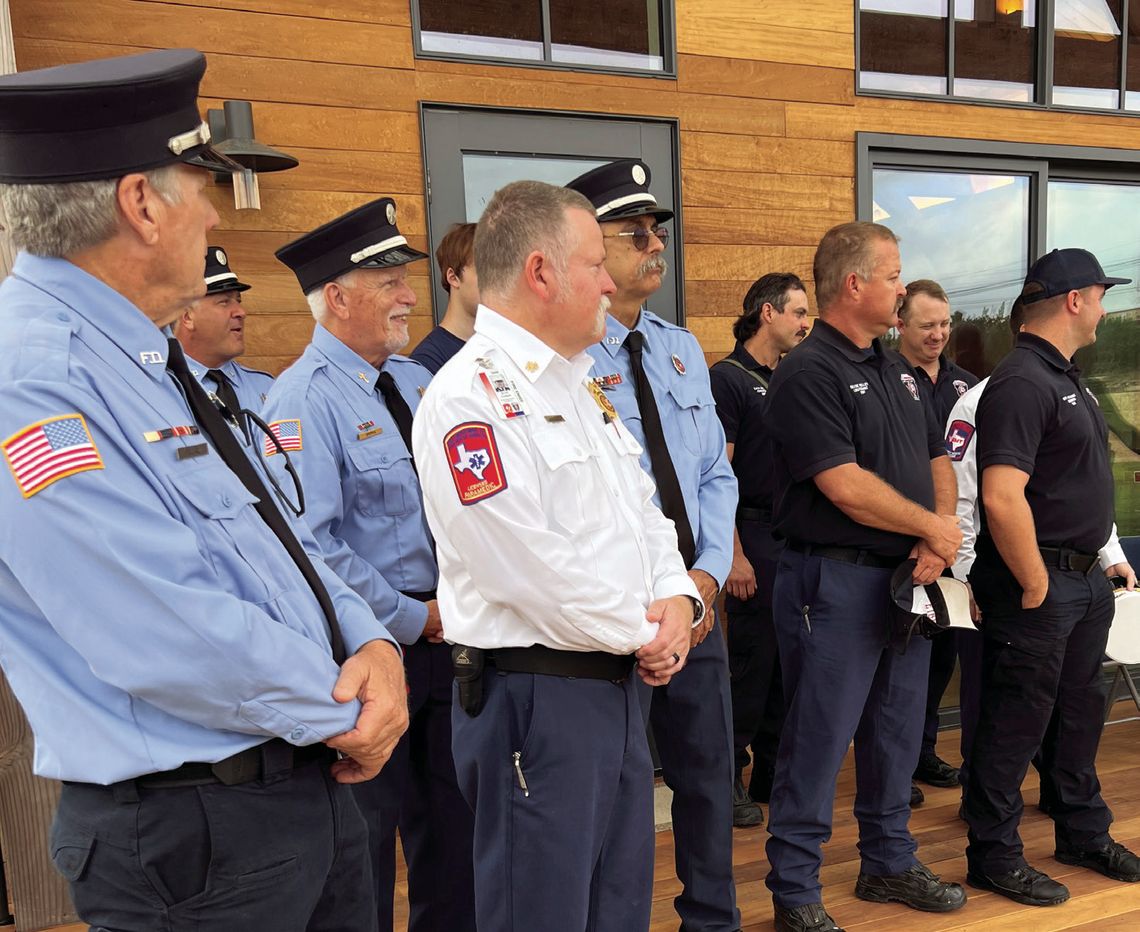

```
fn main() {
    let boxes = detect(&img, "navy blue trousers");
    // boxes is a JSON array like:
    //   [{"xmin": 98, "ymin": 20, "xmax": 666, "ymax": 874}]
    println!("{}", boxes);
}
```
[
  {"xmin": 352, "ymin": 638, "xmax": 474, "ymax": 932},
  {"xmin": 640, "ymin": 622, "xmax": 740, "ymax": 931},
  {"xmin": 921, "ymin": 629, "xmax": 959, "ymax": 758},
  {"xmin": 964, "ymin": 557, "xmax": 1114, "ymax": 873},
  {"xmin": 453, "ymin": 669, "xmax": 653, "ymax": 931},
  {"xmin": 52, "ymin": 757, "xmax": 375, "ymax": 932},
  {"xmin": 766, "ymin": 550, "xmax": 930, "ymax": 908}
]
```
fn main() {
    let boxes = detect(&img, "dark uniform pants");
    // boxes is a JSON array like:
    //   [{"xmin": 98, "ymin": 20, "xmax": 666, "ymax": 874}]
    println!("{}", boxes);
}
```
[
  {"xmin": 964, "ymin": 558, "xmax": 1115, "ymax": 873},
  {"xmin": 922, "ymin": 629, "xmax": 959, "ymax": 757},
  {"xmin": 452, "ymin": 669, "xmax": 653, "ymax": 932},
  {"xmin": 726, "ymin": 519, "xmax": 784, "ymax": 801},
  {"xmin": 640, "ymin": 621, "xmax": 741, "ymax": 931},
  {"xmin": 51, "ymin": 758, "xmax": 375, "ymax": 932},
  {"xmin": 765, "ymin": 550, "xmax": 929, "ymax": 908},
  {"xmin": 352, "ymin": 637, "xmax": 475, "ymax": 932}
]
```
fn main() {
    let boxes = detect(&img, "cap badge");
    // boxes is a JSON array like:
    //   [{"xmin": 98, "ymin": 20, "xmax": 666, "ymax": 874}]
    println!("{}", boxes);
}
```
[
  {"xmin": 632, "ymin": 164, "xmax": 647, "ymax": 185},
  {"xmin": 671, "ymin": 354, "xmax": 686, "ymax": 376},
  {"xmin": 215, "ymin": 248, "xmax": 227, "ymax": 266},
  {"xmin": 167, "ymin": 121, "xmax": 210, "ymax": 156},
  {"xmin": 386, "ymin": 202, "xmax": 396, "ymax": 224}
]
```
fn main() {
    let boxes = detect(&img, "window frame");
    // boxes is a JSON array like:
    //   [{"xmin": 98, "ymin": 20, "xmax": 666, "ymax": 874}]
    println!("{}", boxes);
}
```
[
  {"xmin": 855, "ymin": 0, "xmax": 1140, "ymax": 118},
  {"xmin": 410, "ymin": 0, "xmax": 678, "ymax": 79}
]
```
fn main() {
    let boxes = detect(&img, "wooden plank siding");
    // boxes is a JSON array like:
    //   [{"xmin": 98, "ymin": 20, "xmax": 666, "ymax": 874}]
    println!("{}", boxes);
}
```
[{"xmin": 11, "ymin": 1, "xmax": 1140, "ymax": 372}]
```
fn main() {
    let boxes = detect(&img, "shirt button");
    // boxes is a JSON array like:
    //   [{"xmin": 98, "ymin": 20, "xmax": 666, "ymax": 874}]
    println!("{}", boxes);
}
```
[
  {"xmin": 380, "ymin": 455, "xmax": 389, "ymax": 464},
  {"xmin": 220, "ymin": 492, "xmax": 231, "ymax": 507},
  {"xmin": 56, "ymin": 312, "xmax": 69, "ymax": 322},
  {"xmin": 290, "ymin": 727, "xmax": 305, "ymax": 742}
]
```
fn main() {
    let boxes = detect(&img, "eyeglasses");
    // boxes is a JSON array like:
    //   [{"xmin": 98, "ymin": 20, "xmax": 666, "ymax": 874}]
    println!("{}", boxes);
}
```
[{"xmin": 604, "ymin": 226, "xmax": 669, "ymax": 252}]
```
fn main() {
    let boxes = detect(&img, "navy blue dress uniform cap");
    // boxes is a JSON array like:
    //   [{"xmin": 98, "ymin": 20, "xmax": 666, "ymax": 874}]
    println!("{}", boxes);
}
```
[
  {"xmin": 1021, "ymin": 247, "xmax": 1131, "ymax": 305},
  {"xmin": 204, "ymin": 245, "xmax": 252, "ymax": 295},
  {"xmin": 565, "ymin": 158, "xmax": 673, "ymax": 224},
  {"xmin": 0, "ymin": 48, "xmax": 240, "ymax": 183},
  {"xmin": 275, "ymin": 197, "xmax": 428, "ymax": 294}
]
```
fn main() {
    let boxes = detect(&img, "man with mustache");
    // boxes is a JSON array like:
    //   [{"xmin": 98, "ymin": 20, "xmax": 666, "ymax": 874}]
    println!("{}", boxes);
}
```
[
  {"xmin": 568, "ymin": 159, "xmax": 741, "ymax": 932},
  {"xmin": 412, "ymin": 179, "xmax": 703, "ymax": 931},
  {"xmin": 895, "ymin": 279, "xmax": 978, "ymax": 799},
  {"xmin": 264, "ymin": 198, "xmax": 474, "ymax": 932},
  {"xmin": 709, "ymin": 272, "xmax": 810, "ymax": 829},
  {"xmin": 174, "ymin": 246, "xmax": 274, "ymax": 426}
]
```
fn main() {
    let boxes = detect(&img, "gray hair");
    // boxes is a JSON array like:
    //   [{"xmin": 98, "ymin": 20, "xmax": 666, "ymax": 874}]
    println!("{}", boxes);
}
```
[
  {"xmin": 474, "ymin": 180, "xmax": 596, "ymax": 297},
  {"xmin": 813, "ymin": 221, "xmax": 898, "ymax": 312},
  {"xmin": 305, "ymin": 269, "xmax": 358, "ymax": 323},
  {"xmin": 0, "ymin": 165, "xmax": 183, "ymax": 258}
]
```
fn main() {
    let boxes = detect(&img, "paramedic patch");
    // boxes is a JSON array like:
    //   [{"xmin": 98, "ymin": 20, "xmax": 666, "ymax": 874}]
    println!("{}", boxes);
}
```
[
  {"xmin": 445, "ymin": 421, "xmax": 507, "ymax": 505},
  {"xmin": 946, "ymin": 419, "xmax": 975, "ymax": 462}
]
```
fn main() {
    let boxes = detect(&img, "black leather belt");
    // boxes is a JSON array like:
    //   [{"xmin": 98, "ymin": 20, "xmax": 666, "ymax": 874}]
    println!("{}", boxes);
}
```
[
  {"xmin": 1039, "ymin": 546, "xmax": 1099, "ymax": 575},
  {"xmin": 488, "ymin": 645, "xmax": 634, "ymax": 682},
  {"xmin": 401, "ymin": 589, "xmax": 437, "ymax": 602},
  {"xmin": 787, "ymin": 540, "xmax": 898, "ymax": 569},
  {"xmin": 736, "ymin": 506, "xmax": 772, "ymax": 523}
]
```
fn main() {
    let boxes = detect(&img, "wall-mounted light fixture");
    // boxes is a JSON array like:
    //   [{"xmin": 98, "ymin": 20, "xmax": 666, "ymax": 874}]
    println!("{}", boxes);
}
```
[{"xmin": 208, "ymin": 100, "xmax": 298, "ymax": 210}]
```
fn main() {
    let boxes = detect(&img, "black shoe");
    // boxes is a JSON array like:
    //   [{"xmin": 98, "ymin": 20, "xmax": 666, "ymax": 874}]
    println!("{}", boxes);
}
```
[
  {"xmin": 1055, "ymin": 840, "xmax": 1140, "ymax": 882},
  {"xmin": 732, "ymin": 775, "xmax": 763, "ymax": 828},
  {"xmin": 914, "ymin": 753, "xmax": 960, "ymax": 788},
  {"xmin": 854, "ymin": 862, "xmax": 967, "ymax": 912},
  {"xmin": 773, "ymin": 902, "xmax": 844, "ymax": 932},
  {"xmin": 966, "ymin": 865, "xmax": 1069, "ymax": 906},
  {"xmin": 910, "ymin": 781, "xmax": 924, "ymax": 808}
]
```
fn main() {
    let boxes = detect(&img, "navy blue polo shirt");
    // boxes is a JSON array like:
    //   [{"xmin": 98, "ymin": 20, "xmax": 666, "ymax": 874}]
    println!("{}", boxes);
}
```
[
  {"xmin": 710, "ymin": 342, "xmax": 774, "ymax": 516},
  {"xmin": 410, "ymin": 325, "xmax": 465, "ymax": 375},
  {"xmin": 913, "ymin": 354, "xmax": 979, "ymax": 424},
  {"xmin": 765, "ymin": 319, "xmax": 947, "ymax": 557},
  {"xmin": 976, "ymin": 332, "xmax": 1113, "ymax": 555}
]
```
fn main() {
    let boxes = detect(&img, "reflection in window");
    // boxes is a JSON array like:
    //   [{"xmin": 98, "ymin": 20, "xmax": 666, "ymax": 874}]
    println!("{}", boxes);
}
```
[
  {"xmin": 872, "ymin": 168, "xmax": 1030, "ymax": 376},
  {"xmin": 417, "ymin": 0, "xmax": 666, "ymax": 72},
  {"xmin": 1053, "ymin": 0, "xmax": 1123, "ymax": 109},
  {"xmin": 955, "ymin": 0, "xmax": 1037, "ymax": 102},
  {"xmin": 859, "ymin": 1, "xmax": 948, "ymax": 95},
  {"xmin": 1048, "ymin": 180, "xmax": 1140, "ymax": 534},
  {"xmin": 462, "ymin": 154, "xmax": 607, "ymax": 219}
]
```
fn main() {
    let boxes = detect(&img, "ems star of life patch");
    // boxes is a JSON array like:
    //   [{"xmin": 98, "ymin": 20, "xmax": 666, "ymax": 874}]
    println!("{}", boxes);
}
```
[
  {"xmin": 445, "ymin": 421, "xmax": 507, "ymax": 505},
  {"xmin": 3, "ymin": 414, "xmax": 104, "ymax": 498},
  {"xmin": 946, "ymin": 419, "xmax": 975, "ymax": 462},
  {"xmin": 265, "ymin": 419, "xmax": 302, "ymax": 456}
]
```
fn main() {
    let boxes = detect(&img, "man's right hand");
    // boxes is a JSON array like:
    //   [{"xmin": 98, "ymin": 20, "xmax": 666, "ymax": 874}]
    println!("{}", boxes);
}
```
[
  {"xmin": 326, "ymin": 639, "xmax": 409, "ymax": 783},
  {"xmin": 925, "ymin": 513, "xmax": 963, "ymax": 565},
  {"xmin": 725, "ymin": 553, "xmax": 757, "ymax": 601},
  {"xmin": 422, "ymin": 599, "xmax": 444, "ymax": 644}
]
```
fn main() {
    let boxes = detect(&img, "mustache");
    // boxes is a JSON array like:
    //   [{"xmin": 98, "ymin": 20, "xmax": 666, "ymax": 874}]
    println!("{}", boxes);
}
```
[
  {"xmin": 598, "ymin": 295, "xmax": 611, "ymax": 317},
  {"xmin": 638, "ymin": 256, "xmax": 668, "ymax": 278}
]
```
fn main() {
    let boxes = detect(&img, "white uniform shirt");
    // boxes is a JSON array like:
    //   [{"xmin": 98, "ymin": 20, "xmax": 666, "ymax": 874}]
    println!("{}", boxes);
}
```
[
  {"xmin": 945, "ymin": 376, "xmax": 1124, "ymax": 581},
  {"xmin": 411, "ymin": 305, "xmax": 700, "ymax": 653}
]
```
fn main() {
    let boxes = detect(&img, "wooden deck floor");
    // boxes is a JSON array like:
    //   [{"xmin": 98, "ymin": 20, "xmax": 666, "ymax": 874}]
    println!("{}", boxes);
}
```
[{"xmin": 42, "ymin": 709, "xmax": 1140, "ymax": 931}]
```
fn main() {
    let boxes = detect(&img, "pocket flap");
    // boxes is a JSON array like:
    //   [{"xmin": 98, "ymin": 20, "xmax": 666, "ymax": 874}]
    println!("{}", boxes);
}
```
[
  {"xmin": 668, "ymin": 380, "xmax": 708, "ymax": 410},
  {"xmin": 346, "ymin": 435, "xmax": 410, "ymax": 472},
  {"xmin": 175, "ymin": 463, "xmax": 260, "ymax": 519},
  {"xmin": 51, "ymin": 830, "xmax": 95, "ymax": 881},
  {"xmin": 533, "ymin": 428, "xmax": 591, "ymax": 471}
]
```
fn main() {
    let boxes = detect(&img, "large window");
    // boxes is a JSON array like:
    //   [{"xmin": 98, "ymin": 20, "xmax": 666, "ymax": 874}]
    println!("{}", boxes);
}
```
[
  {"xmin": 860, "ymin": 135, "xmax": 1140, "ymax": 535},
  {"xmin": 858, "ymin": 1, "xmax": 1140, "ymax": 113},
  {"xmin": 413, "ymin": 0, "xmax": 674, "ymax": 76}
]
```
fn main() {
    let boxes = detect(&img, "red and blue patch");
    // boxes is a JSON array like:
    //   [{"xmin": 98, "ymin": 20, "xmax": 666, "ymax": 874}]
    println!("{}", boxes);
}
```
[
  {"xmin": 444, "ymin": 421, "xmax": 507, "ymax": 505},
  {"xmin": 945, "ymin": 419, "xmax": 975, "ymax": 461}
]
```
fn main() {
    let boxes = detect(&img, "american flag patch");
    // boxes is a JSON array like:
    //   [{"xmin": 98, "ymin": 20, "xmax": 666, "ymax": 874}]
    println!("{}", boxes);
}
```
[
  {"xmin": 3, "ymin": 414, "xmax": 104, "ymax": 498},
  {"xmin": 264, "ymin": 419, "xmax": 302, "ymax": 456}
]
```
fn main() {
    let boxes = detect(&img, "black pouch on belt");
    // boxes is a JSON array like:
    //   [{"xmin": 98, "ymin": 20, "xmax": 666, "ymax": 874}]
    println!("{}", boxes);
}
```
[{"xmin": 452, "ymin": 644, "xmax": 485, "ymax": 717}]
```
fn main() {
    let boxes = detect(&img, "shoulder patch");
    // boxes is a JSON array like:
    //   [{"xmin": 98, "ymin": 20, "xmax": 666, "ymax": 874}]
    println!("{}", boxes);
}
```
[
  {"xmin": 264, "ymin": 419, "xmax": 303, "ymax": 456},
  {"xmin": 946, "ymin": 419, "xmax": 975, "ymax": 462},
  {"xmin": 3, "ymin": 413, "xmax": 103, "ymax": 498},
  {"xmin": 445, "ymin": 421, "xmax": 507, "ymax": 505}
]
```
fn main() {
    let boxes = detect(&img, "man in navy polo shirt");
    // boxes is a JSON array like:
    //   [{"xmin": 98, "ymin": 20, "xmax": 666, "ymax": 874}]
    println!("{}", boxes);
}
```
[
  {"xmin": 763, "ymin": 222, "xmax": 967, "ymax": 932},
  {"xmin": 964, "ymin": 248, "xmax": 1140, "ymax": 906}
]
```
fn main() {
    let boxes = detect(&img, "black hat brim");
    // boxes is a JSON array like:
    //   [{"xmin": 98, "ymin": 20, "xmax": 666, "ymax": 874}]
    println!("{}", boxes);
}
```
[
  {"xmin": 205, "ymin": 279, "xmax": 252, "ymax": 295},
  {"xmin": 182, "ymin": 142, "xmax": 245, "ymax": 175},
  {"xmin": 599, "ymin": 204, "xmax": 674, "ymax": 224},
  {"xmin": 356, "ymin": 244, "xmax": 430, "ymax": 269}
]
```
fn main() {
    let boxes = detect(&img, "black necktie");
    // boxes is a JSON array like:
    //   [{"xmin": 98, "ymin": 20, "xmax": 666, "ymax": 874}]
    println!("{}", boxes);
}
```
[
  {"xmin": 166, "ymin": 339, "xmax": 347, "ymax": 663},
  {"xmin": 206, "ymin": 368, "xmax": 248, "ymax": 442},
  {"xmin": 623, "ymin": 330, "xmax": 696, "ymax": 567},
  {"xmin": 376, "ymin": 371, "xmax": 416, "ymax": 470}
]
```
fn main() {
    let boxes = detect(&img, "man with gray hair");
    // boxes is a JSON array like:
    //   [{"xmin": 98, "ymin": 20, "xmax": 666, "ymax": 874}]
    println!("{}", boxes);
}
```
[
  {"xmin": 266, "ymin": 196, "xmax": 475, "ymax": 932},
  {"xmin": 412, "ymin": 180, "xmax": 704, "ymax": 931},
  {"xmin": 0, "ymin": 50, "xmax": 407, "ymax": 931}
]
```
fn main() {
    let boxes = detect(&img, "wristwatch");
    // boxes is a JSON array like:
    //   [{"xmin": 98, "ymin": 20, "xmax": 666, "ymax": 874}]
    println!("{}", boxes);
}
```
[{"xmin": 688, "ymin": 595, "xmax": 705, "ymax": 627}]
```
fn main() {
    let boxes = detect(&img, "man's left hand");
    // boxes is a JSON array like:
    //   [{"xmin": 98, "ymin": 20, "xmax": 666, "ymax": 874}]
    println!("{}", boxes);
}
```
[
  {"xmin": 909, "ymin": 540, "xmax": 948, "ymax": 585},
  {"xmin": 687, "ymin": 569, "xmax": 718, "ymax": 647},
  {"xmin": 1106, "ymin": 561, "xmax": 1136, "ymax": 591}
]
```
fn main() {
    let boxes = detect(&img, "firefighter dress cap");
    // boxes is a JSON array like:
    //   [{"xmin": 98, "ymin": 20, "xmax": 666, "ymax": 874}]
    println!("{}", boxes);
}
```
[
  {"xmin": 204, "ymin": 246, "xmax": 252, "ymax": 295},
  {"xmin": 0, "ymin": 48, "xmax": 239, "ymax": 183},
  {"xmin": 565, "ymin": 158, "xmax": 673, "ymax": 224},
  {"xmin": 275, "ymin": 197, "xmax": 428, "ymax": 294}
]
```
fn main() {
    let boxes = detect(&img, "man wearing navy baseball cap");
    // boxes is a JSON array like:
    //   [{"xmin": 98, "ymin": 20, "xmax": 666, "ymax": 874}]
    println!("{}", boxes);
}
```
[
  {"xmin": 0, "ymin": 50, "xmax": 408, "ymax": 931},
  {"xmin": 965, "ymin": 247, "xmax": 1140, "ymax": 906}
]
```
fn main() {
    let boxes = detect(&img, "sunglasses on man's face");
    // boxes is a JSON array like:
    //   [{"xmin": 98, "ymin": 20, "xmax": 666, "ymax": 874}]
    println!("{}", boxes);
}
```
[{"xmin": 604, "ymin": 226, "xmax": 669, "ymax": 252}]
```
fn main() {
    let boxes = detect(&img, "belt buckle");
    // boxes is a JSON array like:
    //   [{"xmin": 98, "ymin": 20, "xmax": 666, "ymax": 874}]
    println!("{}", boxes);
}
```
[{"xmin": 1057, "ymin": 547, "xmax": 1075, "ymax": 572}]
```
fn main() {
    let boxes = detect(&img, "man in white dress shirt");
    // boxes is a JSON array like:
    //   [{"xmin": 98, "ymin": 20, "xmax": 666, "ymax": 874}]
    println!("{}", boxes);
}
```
[{"xmin": 412, "ymin": 180, "xmax": 702, "ymax": 932}]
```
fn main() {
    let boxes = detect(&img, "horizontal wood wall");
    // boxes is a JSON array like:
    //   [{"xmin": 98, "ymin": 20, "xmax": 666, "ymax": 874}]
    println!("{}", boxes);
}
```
[{"xmin": 11, "ymin": 0, "xmax": 1140, "ymax": 371}]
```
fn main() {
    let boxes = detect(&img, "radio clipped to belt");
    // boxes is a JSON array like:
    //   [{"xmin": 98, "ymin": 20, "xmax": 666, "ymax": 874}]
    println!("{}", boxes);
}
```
[{"xmin": 452, "ymin": 644, "xmax": 485, "ymax": 717}]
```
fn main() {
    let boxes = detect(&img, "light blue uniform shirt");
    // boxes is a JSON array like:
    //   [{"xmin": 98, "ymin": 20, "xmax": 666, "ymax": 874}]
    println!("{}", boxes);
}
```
[
  {"xmin": 0, "ymin": 254, "xmax": 394, "ymax": 784},
  {"xmin": 586, "ymin": 311, "xmax": 737, "ymax": 586},
  {"xmin": 262, "ymin": 325, "xmax": 437, "ymax": 645},
  {"xmin": 187, "ymin": 356, "xmax": 275, "ymax": 414}
]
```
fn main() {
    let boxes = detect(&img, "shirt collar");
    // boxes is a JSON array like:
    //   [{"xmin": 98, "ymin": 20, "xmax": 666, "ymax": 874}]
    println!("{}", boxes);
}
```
[
  {"xmin": 1016, "ymin": 332, "xmax": 1073, "ymax": 372},
  {"xmin": 473, "ymin": 303, "xmax": 593, "ymax": 384},
  {"xmin": 312, "ymin": 323, "xmax": 382, "ymax": 393},
  {"xmin": 11, "ymin": 253, "xmax": 174, "ymax": 383},
  {"xmin": 596, "ymin": 309, "xmax": 649, "ymax": 359},
  {"xmin": 730, "ymin": 340, "xmax": 773, "ymax": 374},
  {"xmin": 811, "ymin": 318, "xmax": 879, "ymax": 364}
]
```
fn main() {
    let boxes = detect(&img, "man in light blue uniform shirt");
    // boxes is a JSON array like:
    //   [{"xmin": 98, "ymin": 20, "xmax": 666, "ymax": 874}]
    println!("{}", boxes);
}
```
[
  {"xmin": 175, "ymin": 245, "xmax": 275, "ymax": 418},
  {"xmin": 569, "ymin": 159, "xmax": 741, "ymax": 932},
  {"xmin": 266, "ymin": 197, "xmax": 475, "ymax": 932},
  {"xmin": 0, "ymin": 50, "xmax": 407, "ymax": 932}
]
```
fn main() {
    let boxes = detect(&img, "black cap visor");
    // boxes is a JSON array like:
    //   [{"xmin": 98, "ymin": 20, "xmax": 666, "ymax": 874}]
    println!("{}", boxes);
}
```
[
  {"xmin": 599, "ymin": 203, "xmax": 674, "ymax": 224},
  {"xmin": 355, "ymin": 243, "xmax": 430, "ymax": 269},
  {"xmin": 182, "ymin": 141, "xmax": 244, "ymax": 175}
]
